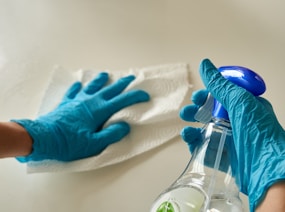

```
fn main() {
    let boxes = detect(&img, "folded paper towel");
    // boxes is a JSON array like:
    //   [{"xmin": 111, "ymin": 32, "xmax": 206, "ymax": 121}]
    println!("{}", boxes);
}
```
[{"xmin": 26, "ymin": 63, "xmax": 193, "ymax": 173}]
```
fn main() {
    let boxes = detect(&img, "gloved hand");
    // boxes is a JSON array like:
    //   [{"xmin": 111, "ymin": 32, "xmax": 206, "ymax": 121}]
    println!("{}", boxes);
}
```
[
  {"xmin": 180, "ymin": 59, "xmax": 285, "ymax": 211},
  {"xmin": 12, "ymin": 72, "xmax": 150, "ymax": 162},
  {"xmin": 180, "ymin": 89, "xmax": 209, "ymax": 153}
]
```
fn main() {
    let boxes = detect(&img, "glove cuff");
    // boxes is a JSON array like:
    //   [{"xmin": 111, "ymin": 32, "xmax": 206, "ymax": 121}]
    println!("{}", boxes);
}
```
[
  {"xmin": 249, "ymin": 158, "xmax": 285, "ymax": 211},
  {"xmin": 11, "ymin": 119, "xmax": 58, "ymax": 162}
]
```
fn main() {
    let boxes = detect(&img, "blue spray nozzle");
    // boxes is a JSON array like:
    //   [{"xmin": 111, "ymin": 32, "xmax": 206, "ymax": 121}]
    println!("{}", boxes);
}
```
[{"xmin": 212, "ymin": 66, "xmax": 266, "ymax": 120}]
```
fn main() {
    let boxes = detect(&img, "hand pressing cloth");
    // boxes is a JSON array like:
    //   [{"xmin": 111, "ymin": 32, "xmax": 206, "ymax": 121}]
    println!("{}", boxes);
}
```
[{"xmin": 25, "ymin": 63, "xmax": 193, "ymax": 173}]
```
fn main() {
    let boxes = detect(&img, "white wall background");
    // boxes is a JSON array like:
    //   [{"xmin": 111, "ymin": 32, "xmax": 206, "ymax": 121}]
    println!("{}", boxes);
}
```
[{"xmin": 1, "ymin": 1, "xmax": 285, "ymax": 211}]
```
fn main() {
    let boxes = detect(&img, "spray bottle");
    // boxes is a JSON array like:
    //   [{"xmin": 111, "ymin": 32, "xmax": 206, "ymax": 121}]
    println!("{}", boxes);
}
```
[{"xmin": 150, "ymin": 66, "xmax": 266, "ymax": 212}]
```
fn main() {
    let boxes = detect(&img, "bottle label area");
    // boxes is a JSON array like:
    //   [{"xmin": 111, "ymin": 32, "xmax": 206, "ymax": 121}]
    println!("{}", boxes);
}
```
[
  {"xmin": 150, "ymin": 187, "xmax": 205, "ymax": 212},
  {"xmin": 151, "ymin": 186, "xmax": 243, "ymax": 212}
]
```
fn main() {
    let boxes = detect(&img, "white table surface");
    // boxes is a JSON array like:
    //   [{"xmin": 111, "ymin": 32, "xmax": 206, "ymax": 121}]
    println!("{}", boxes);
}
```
[{"xmin": 1, "ymin": 1, "xmax": 285, "ymax": 211}]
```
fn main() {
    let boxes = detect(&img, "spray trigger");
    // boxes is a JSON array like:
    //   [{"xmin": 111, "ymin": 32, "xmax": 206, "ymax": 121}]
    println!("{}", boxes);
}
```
[{"xmin": 194, "ymin": 94, "xmax": 214, "ymax": 123}]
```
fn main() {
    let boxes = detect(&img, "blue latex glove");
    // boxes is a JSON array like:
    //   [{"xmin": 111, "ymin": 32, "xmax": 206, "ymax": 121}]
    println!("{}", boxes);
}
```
[
  {"xmin": 12, "ymin": 72, "xmax": 150, "ymax": 162},
  {"xmin": 180, "ymin": 59, "xmax": 285, "ymax": 211}
]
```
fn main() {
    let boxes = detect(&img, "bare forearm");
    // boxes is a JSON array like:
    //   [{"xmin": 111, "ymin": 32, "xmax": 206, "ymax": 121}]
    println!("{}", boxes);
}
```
[
  {"xmin": 0, "ymin": 122, "xmax": 33, "ymax": 158},
  {"xmin": 256, "ymin": 181, "xmax": 285, "ymax": 212}
]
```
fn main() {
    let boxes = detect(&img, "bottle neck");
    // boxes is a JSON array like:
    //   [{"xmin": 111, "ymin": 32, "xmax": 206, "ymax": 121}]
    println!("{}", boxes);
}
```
[
  {"xmin": 176, "ymin": 116, "xmax": 237, "ymax": 192},
  {"xmin": 211, "ymin": 117, "xmax": 231, "ymax": 129}
]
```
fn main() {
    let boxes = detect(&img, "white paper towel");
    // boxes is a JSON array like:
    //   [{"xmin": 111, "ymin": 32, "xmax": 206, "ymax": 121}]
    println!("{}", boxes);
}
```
[{"xmin": 26, "ymin": 63, "xmax": 193, "ymax": 173}]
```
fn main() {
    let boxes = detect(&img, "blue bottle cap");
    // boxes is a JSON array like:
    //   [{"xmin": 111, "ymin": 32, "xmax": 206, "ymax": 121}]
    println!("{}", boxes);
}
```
[{"xmin": 212, "ymin": 66, "xmax": 266, "ymax": 120}]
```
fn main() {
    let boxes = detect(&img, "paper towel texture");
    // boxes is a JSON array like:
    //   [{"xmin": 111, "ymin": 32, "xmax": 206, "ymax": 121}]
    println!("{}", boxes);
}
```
[{"xmin": 26, "ymin": 64, "xmax": 193, "ymax": 173}]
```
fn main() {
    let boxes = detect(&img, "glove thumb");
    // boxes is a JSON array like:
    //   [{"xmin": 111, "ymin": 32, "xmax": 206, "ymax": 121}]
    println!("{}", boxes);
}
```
[{"xmin": 199, "ymin": 59, "xmax": 250, "ymax": 112}]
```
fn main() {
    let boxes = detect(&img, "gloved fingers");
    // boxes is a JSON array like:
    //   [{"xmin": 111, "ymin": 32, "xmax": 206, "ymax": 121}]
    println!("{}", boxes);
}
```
[
  {"xmin": 180, "ymin": 89, "xmax": 212, "ymax": 122},
  {"xmin": 257, "ymin": 96, "xmax": 275, "ymax": 114},
  {"xmin": 108, "ymin": 89, "xmax": 150, "ymax": 113},
  {"xmin": 180, "ymin": 126, "xmax": 202, "ymax": 153},
  {"xmin": 89, "ymin": 122, "xmax": 130, "ymax": 154},
  {"xmin": 191, "ymin": 89, "xmax": 209, "ymax": 106},
  {"xmin": 257, "ymin": 96, "xmax": 284, "ymax": 127},
  {"xmin": 83, "ymin": 72, "xmax": 109, "ymax": 94},
  {"xmin": 199, "ymin": 59, "xmax": 251, "ymax": 110},
  {"xmin": 100, "ymin": 75, "xmax": 136, "ymax": 100},
  {"xmin": 180, "ymin": 104, "xmax": 199, "ymax": 122},
  {"xmin": 62, "ymin": 81, "xmax": 82, "ymax": 100}
]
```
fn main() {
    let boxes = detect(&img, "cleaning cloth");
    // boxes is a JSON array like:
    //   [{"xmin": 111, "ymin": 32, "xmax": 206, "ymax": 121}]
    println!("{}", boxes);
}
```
[{"xmin": 25, "ymin": 63, "xmax": 193, "ymax": 173}]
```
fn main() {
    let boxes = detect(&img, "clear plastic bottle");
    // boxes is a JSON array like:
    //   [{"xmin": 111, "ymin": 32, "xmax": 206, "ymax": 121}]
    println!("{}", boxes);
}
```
[
  {"xmin": 150, "ymin": 66, "xmax": 266, "ymax": 212},
  {"xmin": 151, "ymin": 117, "xmax": 242, "ymax": 212}
]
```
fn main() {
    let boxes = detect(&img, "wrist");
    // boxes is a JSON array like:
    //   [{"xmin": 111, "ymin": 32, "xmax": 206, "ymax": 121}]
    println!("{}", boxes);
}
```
[
  {"xmin": 11, "ymin": 119, "xmax": 61, "ymax": 162},
  {"xmin": 256, "ymin": 181, "xmax": 285, "ymax": 212},
  {"xmin": 249, "ymin": 158, "xmax": 285, "ymax": 211},
  {"xmin": 0, "ymin": 122, "xmax": 33, "ymax": 158}
]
